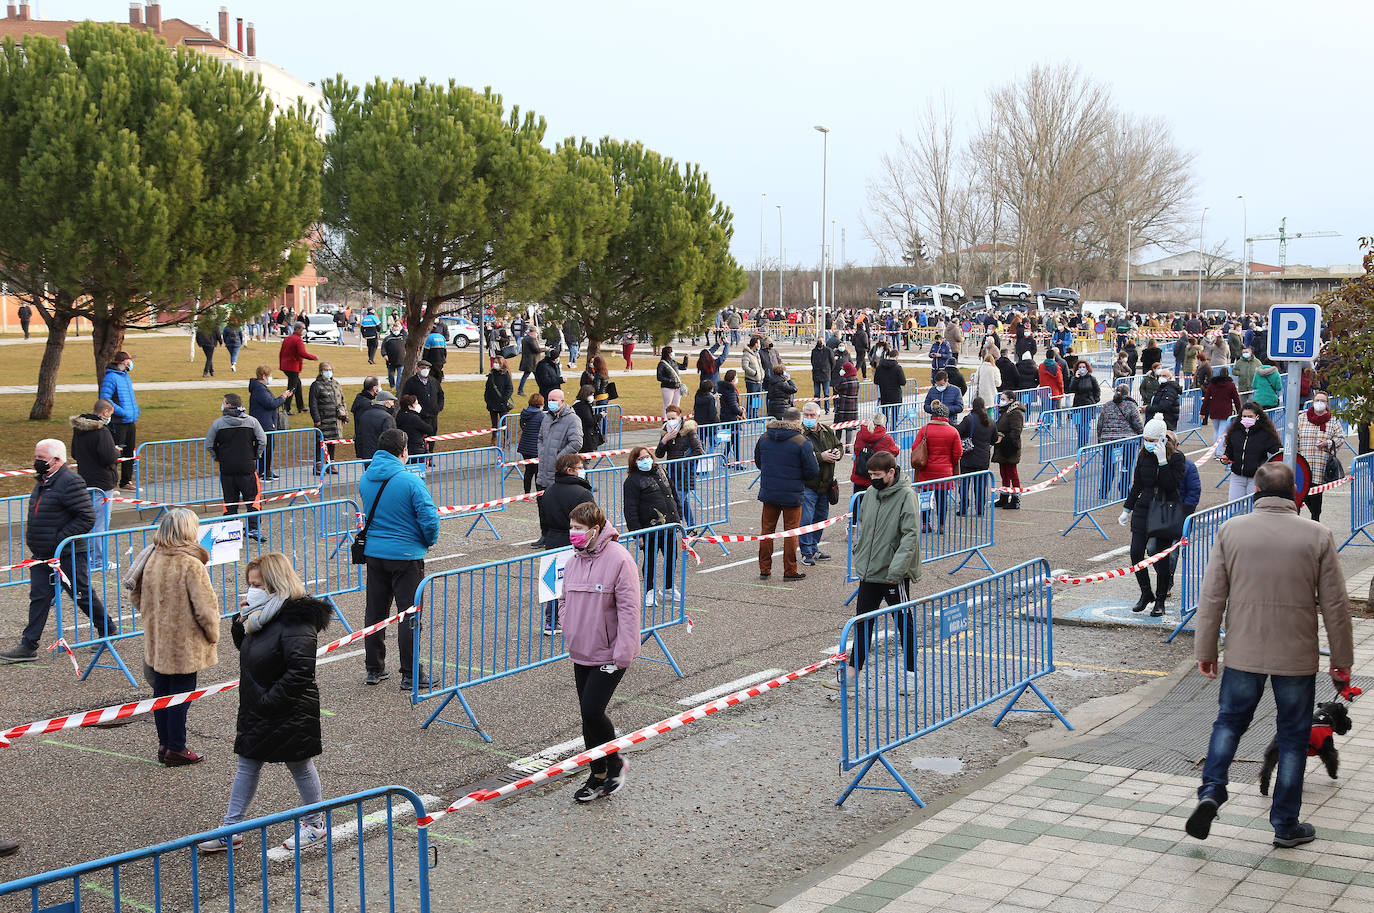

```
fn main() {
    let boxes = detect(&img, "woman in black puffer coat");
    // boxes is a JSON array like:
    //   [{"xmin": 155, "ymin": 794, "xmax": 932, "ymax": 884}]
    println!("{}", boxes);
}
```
[
  {"xmin": 202, "ymin": 553, "xmax": 331, "ymax": 852},
  {"xmin": 623, "ymin": 447, "xmax": 683, "ymax": 600}
]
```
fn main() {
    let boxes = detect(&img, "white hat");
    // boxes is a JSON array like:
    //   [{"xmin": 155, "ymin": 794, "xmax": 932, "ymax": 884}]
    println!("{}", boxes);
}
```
[
  {"xmin": 1020, "ymin": 351, "xmax": 1032, "ymax": 361},
  {"xmin": 1143, "ymin": 417, "xmax": 1167, "ymax": 440}
]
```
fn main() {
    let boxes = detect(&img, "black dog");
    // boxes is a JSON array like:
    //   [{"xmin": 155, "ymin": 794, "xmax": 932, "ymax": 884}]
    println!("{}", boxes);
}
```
[{"xmin": 1258, "ymin": 700, "xmax": 1352, "ymax": 796}]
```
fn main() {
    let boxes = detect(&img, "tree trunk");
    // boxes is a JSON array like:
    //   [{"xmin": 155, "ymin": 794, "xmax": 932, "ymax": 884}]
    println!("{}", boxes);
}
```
[
  {"xmin": 30, "ymin": 310, "xmax": 72, "ymax": 421},
  {"xmin": 90, "ymin": 315, "xmax": 127, "ymax": 379}
]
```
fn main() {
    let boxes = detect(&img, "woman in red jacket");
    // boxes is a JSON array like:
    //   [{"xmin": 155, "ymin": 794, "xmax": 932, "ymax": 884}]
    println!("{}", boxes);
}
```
[
  {"xmin": 1199, "ymin": 367, "xmax": 1242, "ymax": 446},
  {"xmin": 911, "ymin": 400, "xmax": 964, "ymax": 534},
  {"xmin": 277, "ymin": 323, "xmax": 317, "ymax": 415},
  {"xmin": 850, "ymin": 410, "xmax": 900, "ymax": 492}
]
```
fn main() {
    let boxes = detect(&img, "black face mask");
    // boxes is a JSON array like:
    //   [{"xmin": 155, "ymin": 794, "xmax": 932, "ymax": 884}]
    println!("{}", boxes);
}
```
[
  {"xmin": 33, "ymin": 459, "xmax": 50, "ymax": 478},
  {"xmin": 870, "ymin": 475, "xmax": 891, "ymax": 491}
]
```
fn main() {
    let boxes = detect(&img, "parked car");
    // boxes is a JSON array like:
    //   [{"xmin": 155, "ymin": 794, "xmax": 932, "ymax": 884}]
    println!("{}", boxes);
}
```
[
  {"xmin": 877, "ymin": 282, "xmax": 921, "ymax": 298},
  {"xmin": 930, "ymin": 282, "xmax": 965, "ymax": 302},
  {"xmin": 437, "ymin": 316, "xmax": 480, "ymax": 348},
  {"xmin": 302, "ymin": 312, "xmax": 341, "ymax": 344},
  {"xmin": 985, "ymin": 282, "xmax": 1033, "ymax": 301},
  {"xmin": 1038, "ymin": 287, "xmax": 1080, "ymax": 307}
]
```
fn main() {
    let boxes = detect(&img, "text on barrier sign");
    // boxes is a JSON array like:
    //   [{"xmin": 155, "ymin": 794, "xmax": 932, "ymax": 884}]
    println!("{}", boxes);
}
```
[{"xmin": 939, "ymin": 600, "xmax": 969, "ymax": 641}]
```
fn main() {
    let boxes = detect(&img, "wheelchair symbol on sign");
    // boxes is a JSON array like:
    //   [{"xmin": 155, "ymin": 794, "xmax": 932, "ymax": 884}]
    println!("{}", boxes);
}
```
[{"xmin": 1291, "ymin": 339, "xmax": 1307, "ymax": 356}]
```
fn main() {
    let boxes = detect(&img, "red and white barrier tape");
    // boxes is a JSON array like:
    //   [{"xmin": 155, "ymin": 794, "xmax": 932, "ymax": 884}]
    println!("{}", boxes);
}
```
[
  {"xmin": 505, "ymin": 447, "xmax": 635, "ymax": 468},
  {"xmin": 0, "ymin": 605, "xmax": 422, "ymax": 746},
  {"xmin": 107, "ymin": 484, "xmax": 321, "ymax": 511},
  {"xmin": 1309, "ymin": 476, "xmax": 1352, "ymax": 495},
  {"xmin": 0, "ymin": 468, "xmax": 37, "ymax": 479},
  {"xmin": 417, "ymin": 652, "xmax": 847, "ymax": 826},
  {"xmin": 993, "ymin": 461, "xmax": 1079, "ymax": 494},
  {"xmin": 436, "ymin": 491, "xmax": 542, "ymax": 516},
  {"xmin": 47, "ymin": 638, "xmax": 81, "ymax": 676},
  {"xmin": 680, "ymin": 513, "xmax": 849, "ymax": 565},
  {"xmin": 1048, "ymin": 538, "xmax": 1188, "ymax": 586},
  {"xmin": 0, "ymin": 557, "xmax": 58, "ymax": 574}
]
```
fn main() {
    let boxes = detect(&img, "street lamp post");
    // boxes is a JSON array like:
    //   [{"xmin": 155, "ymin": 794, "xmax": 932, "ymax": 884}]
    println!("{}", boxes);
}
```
[
  {"xmin": 815, "ymin": 125, "xmax": 830, "ymax": 337},
  {"xmin": 776, "ymin": 204, "xmax": 783, "ymax": 313},
  {"xmin": 1237, "ymin": 195, "xmax": 1248, "ymax": 316},
  {"xmin": 758, "ymin": 193, "xmax": 766, "ymax": 311},
  {"xmin": 1125, "ymin": 219, "xmax": 1134, "ymax": 313},
  {"xmin": 830, "ymin": 219, "xmax": 837, "ymax": 322},
  {"xmin": 1196, "ymin": 207, "xmax": 1209, "ymax": 313}
]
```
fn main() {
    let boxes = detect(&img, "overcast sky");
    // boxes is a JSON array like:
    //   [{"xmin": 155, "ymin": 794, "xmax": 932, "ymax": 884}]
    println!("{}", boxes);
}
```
[{"xmin": 34, "ymin": 1, "xmax": 1374, "ymax": 273}]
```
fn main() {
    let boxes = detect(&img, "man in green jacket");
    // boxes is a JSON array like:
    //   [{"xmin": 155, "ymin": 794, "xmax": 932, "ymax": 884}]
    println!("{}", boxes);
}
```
[
  {"xmin": 843, "ymin": 451, "xmax": 923, "ymax": 689},
  {"xmin": 800, "ymin": 401, "xmax": 843, "ymax": 566}
]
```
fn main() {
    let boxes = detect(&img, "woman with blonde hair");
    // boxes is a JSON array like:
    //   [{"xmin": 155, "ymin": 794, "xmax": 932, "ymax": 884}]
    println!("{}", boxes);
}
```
[
  {"xmin": 199, "ymin": 552, "xmax": 334, "ymax": 853},
  {"xmin": 127, "ymin": 507, "xmax": 219, "ymax": 766}
]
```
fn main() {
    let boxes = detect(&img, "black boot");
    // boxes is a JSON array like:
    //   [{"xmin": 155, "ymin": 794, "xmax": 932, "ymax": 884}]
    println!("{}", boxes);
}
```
[
  {"xmin": 1007, "ymin": 495, "xmax": 1021, "ymax": 510},
  {"xmin": 1150, "ymin": 597, "xmax": 1166, "ymax": 617},
  {"xmin": 1131, "ymin": 591, "xmax": 1153, "ymax": 613},
  {"xmin": 994, "ymin": 494, "xmax": 1009, "ymax": 509}
]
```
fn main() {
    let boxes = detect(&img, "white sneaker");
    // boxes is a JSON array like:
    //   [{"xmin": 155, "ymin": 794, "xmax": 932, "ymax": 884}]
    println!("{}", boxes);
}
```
[
  {"xmin": 197, "ymin": 834, "xmax": 244, "ymax": 854},
  {"xmin": 283, "ymin": 823, "xmax": 328, "ymax": 850},
  {"xmin": 644, "ymin": 590, "xmax": 656, "ymax": 608},
  {"xmin": 900, "ymin": 671, "xmax": 918, "ymax": 695}
]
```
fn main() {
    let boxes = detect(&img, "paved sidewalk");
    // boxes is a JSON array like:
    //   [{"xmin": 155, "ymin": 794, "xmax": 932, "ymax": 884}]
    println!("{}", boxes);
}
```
[{"xmin": 762, "ymin": 618, "xmax": 1374, "ymax": 913}]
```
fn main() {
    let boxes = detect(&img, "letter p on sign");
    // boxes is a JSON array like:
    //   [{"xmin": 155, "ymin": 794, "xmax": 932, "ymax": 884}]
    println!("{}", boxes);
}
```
[{"xmin": 1266, "ymin": 304, "xmax": 1321, "ymax": 362}]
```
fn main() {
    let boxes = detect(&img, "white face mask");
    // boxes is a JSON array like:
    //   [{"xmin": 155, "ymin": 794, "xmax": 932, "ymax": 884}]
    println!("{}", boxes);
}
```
[
  {"xmin": 1077, "ymin": 368, "xmax": 1087, "ymax": 377},
  {"xmin": 419, "ymin": 369, "xmax": 430, "ymax": 379},
  {"xmin": 243, "ymin": 586, "xmax": 272, "ymax": 611},
  {"xmin": 1314, "ymin": 401, "xmax": 1328, "ymax": 414},
  {"xmin": 664, "ymin": 418, "xmax": 681, "ymax": 432},
  {"xmin": 575, "ymin": 468, "xmax": 587, "ymax": 479},
  {"xmin": 411, "ymin": 404, "xmax": 422, "ymax": 413}
]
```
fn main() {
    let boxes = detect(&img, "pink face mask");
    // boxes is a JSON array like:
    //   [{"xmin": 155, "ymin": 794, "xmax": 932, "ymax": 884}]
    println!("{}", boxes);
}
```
[{"xmin": 569, "ymin": 529, "xmax": 592, "ymax": 549}]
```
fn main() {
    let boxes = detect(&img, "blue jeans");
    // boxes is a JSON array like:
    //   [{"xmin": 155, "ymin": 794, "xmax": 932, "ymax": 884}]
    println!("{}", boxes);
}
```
[
  {"xmin": 1199, "ymin": 668, "xmax": 1315, "ymax": 832},
  {"xmin": 744, "ymin": 381, "xmax": 763, "ymax": 418},
  {"xmin": 568, "ymin": 342, "xmax": 579, "ymax": 366},
  {"xmin": 799, "ymin": 486, "xmax": 831, "ymax": 556},
  {"xmin": 88, "ymin": 489, "xmax": 112, "ymax": 569},
  {"xmin": 812, "ymin": 378, "xmax": 831, "ymax": 407}
]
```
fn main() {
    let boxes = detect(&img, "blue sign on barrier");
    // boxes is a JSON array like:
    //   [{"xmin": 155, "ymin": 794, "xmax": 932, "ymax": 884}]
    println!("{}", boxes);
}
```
[
  {"xmin": 1064, "ymin": 435, "xmax": 1143, "ymax": 539},
  {"xmin": 1340, "ymin": 452, "xmax": 1374, "ymax": 551},
  {"xmin": 53, "ymin": 498, "xmax": 362, "ymax": 685},
  {"xmin": 836, "ymin": 558, "xmax": 1070, "ymax": 805},
  {"xmin": 411, "ymin": 523, "xmax": 689, "ymax": 741},
  {"xmin": 1165, "ymin": 494, "xmax": 1254, "ymax": 642},
  {"xmin": 0, "ymin": 786, "xmax": 432, "ymax": 912}
]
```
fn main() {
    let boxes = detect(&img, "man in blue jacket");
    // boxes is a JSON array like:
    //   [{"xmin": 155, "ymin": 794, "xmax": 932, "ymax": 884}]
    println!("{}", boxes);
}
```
[
  {"xmin": 754, "ymin": 408, "xmax": 819, "ymax": 581},
  {"xmin": 358, "ymin": 429, "xmax": 441, "ymax": 689},
  {"xmin": 98, "ymin": 351, "xmax": 139, "ymax": 490},
  {"xmin": 924, "ymin": 371, "xmax": 964, "ymax": 424}
]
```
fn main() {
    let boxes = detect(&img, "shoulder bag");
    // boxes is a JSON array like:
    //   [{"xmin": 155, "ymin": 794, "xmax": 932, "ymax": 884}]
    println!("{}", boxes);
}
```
[
  {"xmin": 910, "ymin": 432, "xmax": 929, "ymax": 473},
  {"xmin": 1325, "ymin": 452, "xmax": 1345, "ymax": 483},
  {"xmin": 1145, "ymin": 484, "xmax": 1185, "ymax": 540},
  {"xmin": 351, "ymin": 475, "xmax": 394, "ymax": 565}
]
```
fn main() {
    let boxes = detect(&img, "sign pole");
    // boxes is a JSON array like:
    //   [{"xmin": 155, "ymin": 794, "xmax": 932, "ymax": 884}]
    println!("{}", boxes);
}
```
[{"xmin": 1282, "ymin": 362, "xmax": 1304, "ymax": 471}]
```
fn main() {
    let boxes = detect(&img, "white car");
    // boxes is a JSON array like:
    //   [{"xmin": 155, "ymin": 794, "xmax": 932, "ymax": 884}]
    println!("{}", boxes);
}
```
[
  {"xmin": 985, "ymin": 282, "xmax": 1033, "ymax": 301},
  {"xmin": 931, "ymin": 283, "xmax": 964, "ymax": 301},
  {"xmin": 302, "ymin": 312, "xmax": 341, "ymax": 344},
  {"xmin": 437, "ymin": 317, "xmax": 480, "ymax": 348}
]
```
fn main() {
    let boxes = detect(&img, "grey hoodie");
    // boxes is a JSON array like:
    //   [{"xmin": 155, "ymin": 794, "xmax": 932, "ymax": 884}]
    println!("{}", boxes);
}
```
[{"xmin": 536, "ymin": 401, "xmax": 584, "ymax": 488}]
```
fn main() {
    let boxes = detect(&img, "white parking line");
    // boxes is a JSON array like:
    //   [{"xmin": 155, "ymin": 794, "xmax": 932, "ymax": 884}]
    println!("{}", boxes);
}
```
[
  {"xmin": 428, "ymin": 552, "xmax": 467, "ymax": 562},
  {"xmin": 264, "ymin": 793, "xmax": 442, "ymax": 862},
  {"xmin": 509, "ymin": 732, "xmax": 618, "ymax": 773},
  {"xmin": 677, "ymin": 669, "xmax": 786, "ymax": 705},
  {"xmin": 1088, "ymin": 545, "xmax": 1130, "ymax": 563},
  {"xmin": 698, "ymin": 555, "xmax": 774, "ymax": 574}
]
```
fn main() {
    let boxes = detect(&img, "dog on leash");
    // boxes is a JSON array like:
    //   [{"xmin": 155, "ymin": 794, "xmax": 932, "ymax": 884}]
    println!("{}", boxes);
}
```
[{"xmin": 1258, "ymin": 699, "xmax": 1353, "ymax": 796}]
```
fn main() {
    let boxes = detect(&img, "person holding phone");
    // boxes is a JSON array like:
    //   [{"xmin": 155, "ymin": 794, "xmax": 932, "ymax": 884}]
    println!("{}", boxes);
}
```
[{"xmin": 559, "ymin": 502, "xmax": 641, "ymax": 802}]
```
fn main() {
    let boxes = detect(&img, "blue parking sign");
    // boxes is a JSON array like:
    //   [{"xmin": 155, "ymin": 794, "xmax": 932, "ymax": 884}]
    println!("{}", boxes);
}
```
[{"xmin": 1267, "ymin": 304, "xmax": 1321, "ymax": 361}]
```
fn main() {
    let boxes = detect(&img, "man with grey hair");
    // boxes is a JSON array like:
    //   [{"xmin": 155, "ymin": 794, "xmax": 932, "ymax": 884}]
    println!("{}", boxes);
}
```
[
  {"xmin": 1187, "ymin": 461, "xmax": 1353, "ymax": 848},
  {"xmin": 799, "ymin": 401, "xmax": 843, "ymax": 566},
  {"xmin": 1, "ymin": 439, "xmax": 117, "ymax": 662}
]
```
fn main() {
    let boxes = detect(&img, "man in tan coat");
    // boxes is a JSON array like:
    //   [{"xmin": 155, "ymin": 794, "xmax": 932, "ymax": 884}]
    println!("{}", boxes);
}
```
[{"xmin": 1187, "ymin": 462, "xmax": 1353, "ymax": 848}]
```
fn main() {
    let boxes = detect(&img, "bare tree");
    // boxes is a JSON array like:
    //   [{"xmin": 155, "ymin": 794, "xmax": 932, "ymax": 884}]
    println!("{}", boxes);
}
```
[{"xmin": 862, "ymin": 98, "xmax": 959, "ymax": 277}]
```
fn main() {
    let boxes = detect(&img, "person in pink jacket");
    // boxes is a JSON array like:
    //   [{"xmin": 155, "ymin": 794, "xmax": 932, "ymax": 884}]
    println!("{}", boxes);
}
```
[{"xmin": 560, "ymin": 501, "xmax": 642, "ymax": 802}]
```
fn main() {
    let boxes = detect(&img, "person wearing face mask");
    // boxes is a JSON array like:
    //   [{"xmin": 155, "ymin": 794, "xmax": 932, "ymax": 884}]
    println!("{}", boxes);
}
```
[
  {"xmin": 560, "ymin": 502, "xmax": 641, "ymax": 801},
  {"xmin": 354, "ymin": 391, "xmax": 398, "ymax": 464},
  {"xmin": 278, "ymin": 323, "xmax": 318, "ymax": 415},
  {"xmin": 1066, "ymin": 361, "xmax": 1102, "ymax": 451},
  {"xmin": 198, "ymin": 553, "xmax": 333, "ymax": 853},
  {"xmin": 69, "ymin": 399, "xmax": 120, "ymax": 572},
  {"xmin": 1095, "ymin": 383, "xmax": 1144, "ymax": 501},
  {"xmin": 755, "ymin": 406, "xmax": 820, "ymax": 580},
  {"xmin": 623, "ymin": 446, "xmax": 683, "ymax": 604},
  {"xmin": 798, "ymin": 402, "xmax": 843, "ymax": 566},
  {"xmin": 99, "ymin": 350, "xmax": 140, "ymax": 490},
  {"xmin": 207, "ymin": 394, "xmax": 267, "ymax": 540},
  {"xmin": 308, "ymin": 362, "xmax": 347, "ymax": 473},
  {"xmin": 1119, "ymin": 418, "xmax": 1186, "ymax": 617},
  {"xmin": 1297, "ymin": 392, "xmax": 1344, "ymax": 522},
  {"xmin": 1220, "ymin": 405, "xmax": 1282, "ymax": 502},
  {"xmin": 1200, "ymin": 367, "xmax": 1242, "ymax": 446},
  {"xmin": 382, "ymin": 324, "xmax": 407, "ymax": 390},
  {"xmin": 655, "ymin": 405, "xmax": 705, "ymax": 530},
  {"xmin": 391, "ymin": 393, "xmax": 431, "ymax": 459},
  {"xmin": 1145, "ymin": 369, "xmax": 1183, "ymax": 431},
  {"xmin": 992, "ymin": 392, "xmax": 1026, "ymax": 509},
  {"xmin": 1233, "ymin": 347, "xmax": 1257, "ymax": 400},
  {"xmin": 573, "ymin": 383, "xmax": 604, "ymax": 454},
  {"xmin": 923, "ymin": 370, "xmax": 964, "ymax": 424},
  {"xmin": 248, "ymin": 365, "xmax": 293, "ymax": 480},
  {"xmin": 656, "ymin": 345, "xmax": 687, "ymax": 411},
  {"xmin": 534, "ymin": 345, "xmax": 565, "ymax": 402},
  {"xmin": 535, "ymin": 390, "xmax": 584, "ymax": 547},
  {"xmin": 401, "ymin": 359, "xmax": 445, "ymax": 436},
  {"xmin": 538, "ymin": 453, "xmax": 596, "ymax": 635}
]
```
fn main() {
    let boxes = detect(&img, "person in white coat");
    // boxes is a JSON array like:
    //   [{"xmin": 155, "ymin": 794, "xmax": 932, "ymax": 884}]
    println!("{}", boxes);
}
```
[{"xmin": 967, "ymin": 352, "xmax": 1001, "ymax": 412}]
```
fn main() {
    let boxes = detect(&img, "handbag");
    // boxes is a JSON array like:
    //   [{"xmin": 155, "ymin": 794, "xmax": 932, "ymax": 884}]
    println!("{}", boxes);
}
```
[
  {"xmin": 1146, "ymin": 487, "xmax": 1185, "ymax": 539},
  {"xmin": 1325, "ymin": 453, "xmax": 1345, "ymax": 483},
  {"xmin": 606, "ymin": 381, "xmax": 619, "ymax": 400},
  {"xmin": 910, "ymin": 434, "xmax": 929, "ymax": 473},
  {"xmin": 351, "ymin": 475, "xmax": 394, "ymax": 565},
  {"xmin": 500, "ymin": 344, "xmax": 517, "ymax": 359}
]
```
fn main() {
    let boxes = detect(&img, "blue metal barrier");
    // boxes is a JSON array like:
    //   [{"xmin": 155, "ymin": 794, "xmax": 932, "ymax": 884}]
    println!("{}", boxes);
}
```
[
  {"xmin": 0, "ymin": 786, "xmax": 431, "ymax": 913},
  {"xmin": 133, "ymin": 428, "xmax": 325, "ymax": 507},
  {"xmin": 582, "ymin": 454, "xmax": 730, "ymax": 556},
  {"xmin": 596, "ymin": 403, "xmax": 624, "ymax": 451},
  {"xmin": 845, "ymin": 470, "xmax": 996, "ymax": 600},
  {"xmin": 1, "ymin": 492, "xmax": 31, "ymax": 588},
  {"xmin": 1340, "ymin": 452, "xmax": 1374, "ymax": 551},
  {"xmin": 424, "ymin": 447, "xmax": 505, "ymax": 536},
  {"xmin": 1065, "ymin": 436, "xmax": 1143, "ymax": 538},
  {"xmin": 1173, "ymin": 388, "xmax": 1208, "ymax": 446},
  {"xmin": 1034, "ymin": 403, "xmax": 1103, "ymax": 479},
  {"xmin": 836, "ymin": 558, "xmax": 1070, "ymax": 805},
  {"xmin": 53, "ymin": 498, "xmax": 361, "ymax": 685},
  {"xmin": 1165, "ymin": 494, "xmax": 1254, "ymax": 642},
  {"xmin": 411, "ymin": 523, "xmax": 688, "ymax": 740}
]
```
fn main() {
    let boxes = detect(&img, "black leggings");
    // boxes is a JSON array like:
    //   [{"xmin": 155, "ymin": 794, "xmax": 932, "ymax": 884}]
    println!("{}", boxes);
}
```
[
  {"xmin": 522, "ymin": 461, "xmax": 537, "ymax": 494},
  {"xmin": 1305, "ymin": 492, "xmax": 1323, "ymax": 522},
  {"xmin": 573, "ymin": 662, "xmax": 626, "ymax": 777},
  {"xmin": 1130, "ymin": 521, "xmax": 1177, "ymax": 598},
  {"xmin": 848, "ymin": 580, "xmax": 914, "ymax": 672}
]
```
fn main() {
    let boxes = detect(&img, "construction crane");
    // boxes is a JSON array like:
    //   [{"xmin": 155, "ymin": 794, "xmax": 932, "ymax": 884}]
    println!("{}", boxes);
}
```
[{"xmin": 1245, "ymin": 217, "xmax": 1339, "ymax": 274}]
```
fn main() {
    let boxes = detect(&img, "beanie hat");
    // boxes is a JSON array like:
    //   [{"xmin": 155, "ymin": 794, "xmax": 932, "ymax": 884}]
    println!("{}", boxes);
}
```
[
  {"xmin": 930, "ymin": 400, "xmax": 950, "ymax": 418},
  {"xmin": 1143, "ymin": 417, "xmax": 1167, "ymax": 440}
]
